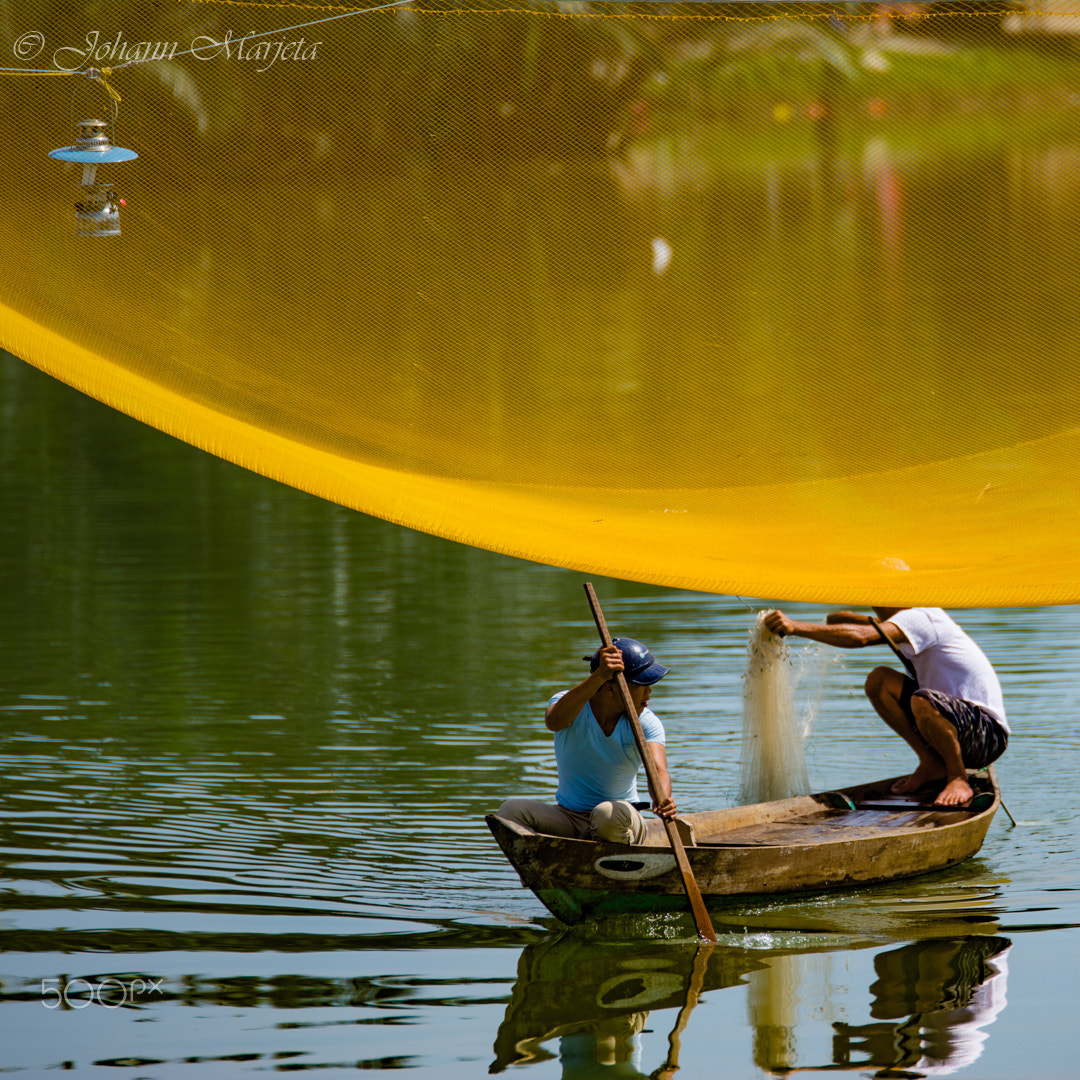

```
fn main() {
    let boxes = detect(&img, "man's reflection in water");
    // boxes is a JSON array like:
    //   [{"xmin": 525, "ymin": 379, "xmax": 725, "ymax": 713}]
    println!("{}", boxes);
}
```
[
  {"xmin": 834, "ymin": 936, "xmax": 1011, "ymax": 1077},
  {"xmin": 558, "ymin": 1014, "xmax": 650, "ymax": 1080},
  {"xmin": 494, "ymin": 933, "xmax": 1010, "ymax": 1078},
  {"xmin": 490, "ymin": 937, "xmax": 722, "ymax": 1078}
]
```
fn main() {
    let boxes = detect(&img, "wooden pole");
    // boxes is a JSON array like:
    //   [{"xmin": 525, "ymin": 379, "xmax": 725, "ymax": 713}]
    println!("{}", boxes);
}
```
[
  {"xmin": 651, "ymin": 942, "xmax": 713, "ymax": 1080},
  {"xmin": 583, "ymin": 583, "xmax": 717, "ymax": 942}
]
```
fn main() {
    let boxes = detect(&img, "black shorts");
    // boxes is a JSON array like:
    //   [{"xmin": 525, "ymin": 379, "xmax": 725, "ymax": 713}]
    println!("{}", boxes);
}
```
[{"xmin": 898, "ymin": 677, "xmax": 1008, "ymax": 769}]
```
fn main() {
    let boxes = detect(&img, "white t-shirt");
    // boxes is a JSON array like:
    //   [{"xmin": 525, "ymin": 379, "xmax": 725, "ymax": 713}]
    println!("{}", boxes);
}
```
[
  {"xmin": 912, "ymin": 947, "xmax": 1010, "ymax": 1076},
  {"xmin": 890, "ymin": 608, "xmax": 1008, "ymax": 732}
]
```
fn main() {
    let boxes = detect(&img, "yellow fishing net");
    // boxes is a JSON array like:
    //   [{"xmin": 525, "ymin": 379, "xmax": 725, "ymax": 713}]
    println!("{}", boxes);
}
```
[{"xmin": 4, "ymin": 1, "xmax": 1080, "ymax": 604}]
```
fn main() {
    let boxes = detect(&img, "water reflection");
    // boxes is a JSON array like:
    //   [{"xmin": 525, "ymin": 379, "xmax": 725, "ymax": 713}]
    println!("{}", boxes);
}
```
[
  {"xmin": 3, "ymin": 345, "xmax": 1080, "ymax": 1076},
  {"xmin": 490, "ymin": 936, "xmax": 738, "ymax": 1075},
  {"xmin": 829, "ymin": 937, "xmax": 1011, "ymax": 1078},
  {"xmin": 493, "ymin": 931, "xmax": 1011, "ymax": 1079}
]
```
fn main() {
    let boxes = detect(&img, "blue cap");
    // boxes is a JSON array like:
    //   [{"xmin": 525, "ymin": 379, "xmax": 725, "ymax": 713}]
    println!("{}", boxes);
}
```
[{"xmin": 585, "ymin": 637, "xmax": 670, "ymax": 686}]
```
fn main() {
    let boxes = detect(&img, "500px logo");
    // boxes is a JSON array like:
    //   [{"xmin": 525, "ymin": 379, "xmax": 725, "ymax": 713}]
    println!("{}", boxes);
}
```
[{"xmin": 41, "ymin": 977, "xmax": 164, "ymax": 1009}]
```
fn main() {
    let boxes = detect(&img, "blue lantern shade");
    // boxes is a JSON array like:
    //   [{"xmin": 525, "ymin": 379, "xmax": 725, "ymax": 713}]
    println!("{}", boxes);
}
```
[
  {"xmin": 50, "ymin": 145, "xmax": 138, "ymax": 164},
  {"xmin": 49, "ymin": 118, "xmax": 138, "ymax": 165},
  {"xmin": 50, "ymin": 119, "xmax": 137, "ymax": 236}
]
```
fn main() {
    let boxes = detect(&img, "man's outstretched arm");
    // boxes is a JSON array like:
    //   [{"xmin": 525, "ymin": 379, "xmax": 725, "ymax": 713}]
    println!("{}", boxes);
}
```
[{"xmin": 764, "ymin": 610, "xmax": 892, "ymax": 648}]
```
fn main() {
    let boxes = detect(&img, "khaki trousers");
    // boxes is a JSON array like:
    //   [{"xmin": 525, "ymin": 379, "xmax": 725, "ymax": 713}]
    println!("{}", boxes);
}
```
[{"xmin": 497, "ymin": 797, "xmax": 649, "ymax": 845}]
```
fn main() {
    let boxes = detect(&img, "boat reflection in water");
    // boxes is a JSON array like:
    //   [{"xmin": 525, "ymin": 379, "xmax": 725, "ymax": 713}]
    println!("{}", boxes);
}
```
[
  {"xmin": 492, "ymin": 924, "xmax": 1011, "ymax": 1078},
  {"xmin": 821, "ymin": 936, "xmax": 1011, "ymax": 1078},
  {"xmin": 490, "ymin": 935, "xmax": 729, "ymax": 1077}
]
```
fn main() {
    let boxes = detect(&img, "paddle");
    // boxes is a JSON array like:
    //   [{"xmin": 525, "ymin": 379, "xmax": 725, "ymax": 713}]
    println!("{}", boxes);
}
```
[
  {"xmin": 868, "ymin": 615, "xmax": 918, "ymax": 680},
  {"xmin": 869, "ymin": 616, "xmax": 1016, "ymax": 826},
  {"xmin": 583, "ymin": 583, "xmax": 717, "ymax": 943},
  {"xmin": 650, "ymin": 942, "xmax": 712, "ymax": 1080}
]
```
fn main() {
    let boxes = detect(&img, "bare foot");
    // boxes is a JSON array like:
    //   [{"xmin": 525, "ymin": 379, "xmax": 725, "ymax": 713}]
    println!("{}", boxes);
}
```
[
  {"xmin": 933, "ymin": 777, "xmax": 974, "ymax": 807},
  {"xmin": 891, "ymin": 765, "xmax": 945, "ymax": 795}
]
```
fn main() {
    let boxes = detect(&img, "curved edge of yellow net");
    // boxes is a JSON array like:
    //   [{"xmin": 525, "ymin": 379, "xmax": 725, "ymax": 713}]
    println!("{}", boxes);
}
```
[{"xmin": 8, "ymin": 302, "xmax": 1080, "ymax": 608}]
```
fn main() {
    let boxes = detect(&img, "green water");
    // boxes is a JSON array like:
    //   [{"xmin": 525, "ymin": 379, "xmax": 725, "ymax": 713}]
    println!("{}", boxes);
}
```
[
  {"xmin": 2, "ymin": 347, "xmax": 1079, "ymax": 1077},
  {"xmin": 8, "ymin": 28, "xmax": 1080, "ymax": 1068}
]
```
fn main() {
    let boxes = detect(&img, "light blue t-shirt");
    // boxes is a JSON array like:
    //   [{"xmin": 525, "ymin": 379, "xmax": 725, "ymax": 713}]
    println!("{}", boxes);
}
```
[{"xmin": 549, "ymin": 690, "xmax": 666, "ymax": 813}]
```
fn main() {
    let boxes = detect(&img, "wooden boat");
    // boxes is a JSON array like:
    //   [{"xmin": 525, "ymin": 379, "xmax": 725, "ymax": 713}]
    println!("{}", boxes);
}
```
[{"xmin": 485, "ymin": 769, "xmax": 1000, "ymax": 925}]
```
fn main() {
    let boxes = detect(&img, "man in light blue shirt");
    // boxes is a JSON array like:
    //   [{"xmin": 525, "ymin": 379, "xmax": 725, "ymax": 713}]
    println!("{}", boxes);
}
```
[{"xmin": 497, "ymin": 638, "xmax": 677, "ymax": 844}]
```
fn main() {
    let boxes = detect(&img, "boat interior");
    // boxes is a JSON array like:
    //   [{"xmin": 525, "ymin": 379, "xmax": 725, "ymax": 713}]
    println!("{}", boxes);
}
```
[{"xmin": 642, "ymin": 771, "xmax": 997, "ymax": 849}]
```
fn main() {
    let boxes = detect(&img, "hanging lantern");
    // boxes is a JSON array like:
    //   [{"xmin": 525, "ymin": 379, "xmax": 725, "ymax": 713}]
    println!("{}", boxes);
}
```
[{"xmin": 50, "ymin": 117, "xmax": 137, "ymax": 237}]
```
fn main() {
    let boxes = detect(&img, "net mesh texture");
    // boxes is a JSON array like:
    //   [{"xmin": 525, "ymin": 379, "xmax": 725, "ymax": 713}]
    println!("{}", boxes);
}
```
[{"xmin": 4, "ymin": 1, "xmax": 1080, "ymax": 605}]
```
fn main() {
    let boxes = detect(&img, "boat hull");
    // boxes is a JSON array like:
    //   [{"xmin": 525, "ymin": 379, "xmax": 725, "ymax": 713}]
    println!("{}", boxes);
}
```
[{"xmin": 486, "ymin": 770, "xmax": 999, "ymax": 925}]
